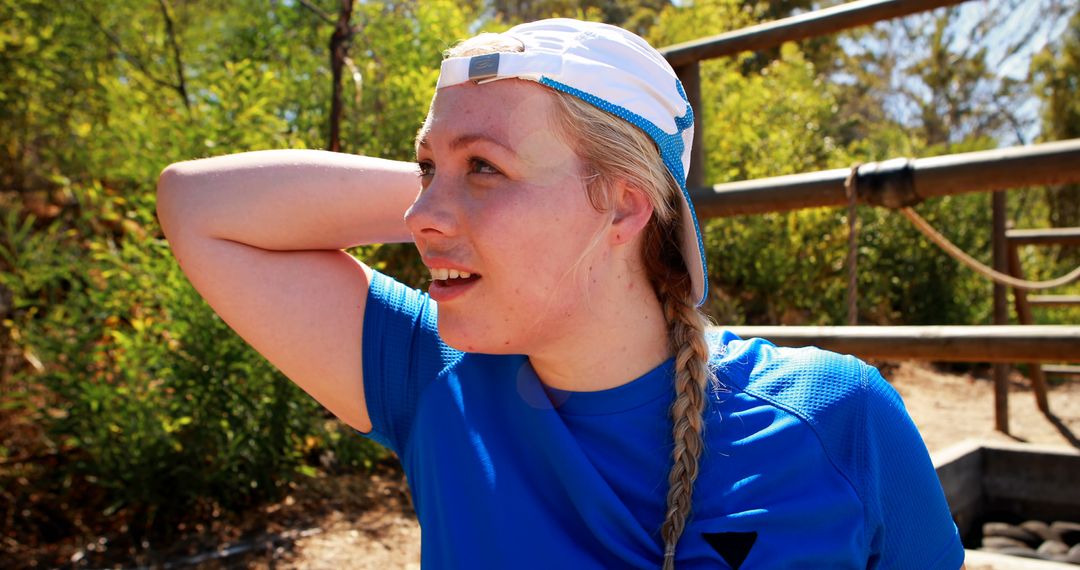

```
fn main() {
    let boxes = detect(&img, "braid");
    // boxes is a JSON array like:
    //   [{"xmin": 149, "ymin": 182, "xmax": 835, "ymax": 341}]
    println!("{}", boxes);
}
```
[
  {"xmin": 644, "ymin": 213, "xmax": 713, "ymax": 570},
  {"xmin": 660, "ymin": 287, "xmax": 710, "ymax": 569}
]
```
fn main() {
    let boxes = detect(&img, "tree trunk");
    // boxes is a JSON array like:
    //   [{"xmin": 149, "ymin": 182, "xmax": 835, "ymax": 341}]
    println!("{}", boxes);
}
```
[{"xmin": 328, "ymin": 0, "xmax": 353, "ymax": 152}]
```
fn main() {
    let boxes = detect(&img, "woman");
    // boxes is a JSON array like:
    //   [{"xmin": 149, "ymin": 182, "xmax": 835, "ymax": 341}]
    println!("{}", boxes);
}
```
[{"xmin": 157, "ymin": 19, "xmax": 965, "ymax": 569}]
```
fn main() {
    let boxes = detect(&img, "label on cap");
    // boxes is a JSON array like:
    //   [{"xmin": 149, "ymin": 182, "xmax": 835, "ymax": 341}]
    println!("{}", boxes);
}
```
[{"xmin": 468, "ymin": 53, "xmax": 500, "ymax": 82}]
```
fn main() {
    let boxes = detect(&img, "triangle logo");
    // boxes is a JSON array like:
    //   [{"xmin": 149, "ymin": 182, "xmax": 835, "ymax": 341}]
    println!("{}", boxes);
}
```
[{"xmin": 702, "ymin": 531, "xmax": 757, "ymax": 569}]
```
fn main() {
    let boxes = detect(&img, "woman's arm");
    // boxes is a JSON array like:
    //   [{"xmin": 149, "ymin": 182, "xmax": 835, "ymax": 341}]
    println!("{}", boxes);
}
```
[
  {"xmin": 156, "ymin": 150, "xmax": 420, "ymax": 432},
  {"xmin": 157, "ymin": 149, "xmax": 417, "ymax": 248}
]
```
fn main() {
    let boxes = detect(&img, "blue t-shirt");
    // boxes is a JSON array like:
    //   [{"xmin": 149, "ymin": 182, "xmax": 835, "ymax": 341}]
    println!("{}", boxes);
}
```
[{"xmin": 359, "ymin": 271, "xmax": 965, "ymax": 569}]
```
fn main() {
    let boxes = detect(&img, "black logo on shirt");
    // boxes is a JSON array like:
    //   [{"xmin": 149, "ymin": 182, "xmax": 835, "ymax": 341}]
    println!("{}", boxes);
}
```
[{"xmin": 702, "ymin": 531, "xmax": 757, "ymax": 569}]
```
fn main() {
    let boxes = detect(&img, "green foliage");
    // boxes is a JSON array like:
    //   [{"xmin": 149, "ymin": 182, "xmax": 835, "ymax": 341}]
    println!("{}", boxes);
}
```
[
  {"xmin": 1033, "ymin": 7, "xmax": 1080, "ymax": 232},
  {"xmin": 1029, "ymin": 7, "xmax": 1080, "ymax": 321},
  {"xmin": 0, "ymin": 0, "xmax": 478, "ymax": 542},
  {"xmin": 649, "ymin": 0, "xmax": 1041, "ymax": 325},
  {"xmin": 346, "ymin": 1, "xmax": 476, "ymax": 160},
  {"xmin": 651, "ymin": 0, "xmax": 840, "ymax": 324},
  {"xmin": 0, "ymin": 197, "xmax": 389, "ymax": 535},
  {"xmin": 489, "ymin": 0, "xmax": 670, "ymax": 33},
  {"xmin": 697, "ymin": 43, "xmax": 851, "ymax": 324}
]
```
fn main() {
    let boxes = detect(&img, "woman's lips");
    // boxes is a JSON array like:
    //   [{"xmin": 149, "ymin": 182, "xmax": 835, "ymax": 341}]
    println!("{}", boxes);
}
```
[{"xmin": 427, "ymin": 275, "xmax": 481, "ymax": 303}]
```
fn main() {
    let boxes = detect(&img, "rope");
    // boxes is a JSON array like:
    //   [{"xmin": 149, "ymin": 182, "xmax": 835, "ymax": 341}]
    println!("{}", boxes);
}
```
[
  {"xmin": 844, "ymin": 164, "xmax": 861, "ymax": 325},
  {"xmin": 899, "ymin": 207, "xmax": 1080, "ymax": 291}
]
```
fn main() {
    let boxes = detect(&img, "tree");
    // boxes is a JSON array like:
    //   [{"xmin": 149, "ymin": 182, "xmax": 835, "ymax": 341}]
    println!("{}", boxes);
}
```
[
  {"xmin": 489, "ymin": 0, "xmax": 670, "ymax": 33},
  {"xmin": 1032, "ymin": 7, "xmax": 1080, "ymax": 232}
]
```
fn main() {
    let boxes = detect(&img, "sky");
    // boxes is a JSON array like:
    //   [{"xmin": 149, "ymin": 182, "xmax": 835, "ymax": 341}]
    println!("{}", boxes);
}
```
[
  {"xmin": 677, "ymin": 0, "xmax": 1074, "ymax": 146},
  {"xmin": 873, "ymin": 0, "xmax": 1074, "ymax": 145},
  {"xmin": 953, "ymin": 0, "xmax": 1074, "ymax": 143}
]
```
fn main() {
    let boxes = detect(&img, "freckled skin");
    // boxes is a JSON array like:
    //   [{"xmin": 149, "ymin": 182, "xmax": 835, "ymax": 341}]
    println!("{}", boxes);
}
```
[
  {"xmin": 406, "ymin": 80, "xmax": 609, "ymax": 356},
  {"xmin": 406, "ymin": 79, "xmax": 671, "ymax": 392}
]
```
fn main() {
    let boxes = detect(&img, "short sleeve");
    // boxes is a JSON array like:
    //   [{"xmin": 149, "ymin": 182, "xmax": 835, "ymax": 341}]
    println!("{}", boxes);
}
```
[
  {"xmin": 861, "ymin": 365, "xmax": 965, "ymax": 569},
  {"xmin": 359, "ymin": 270, "xmax": 462, "ymax": 454}
]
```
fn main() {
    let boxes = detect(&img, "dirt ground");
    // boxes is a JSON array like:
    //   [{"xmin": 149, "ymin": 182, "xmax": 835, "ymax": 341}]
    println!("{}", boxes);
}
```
[
  {"xmin": 256, "ymin": 360, "xmax": 1080, "ymax": 570},
  {"xmin": 885, "ymin": 361, "xmax": 1080, "ymax": 452}
]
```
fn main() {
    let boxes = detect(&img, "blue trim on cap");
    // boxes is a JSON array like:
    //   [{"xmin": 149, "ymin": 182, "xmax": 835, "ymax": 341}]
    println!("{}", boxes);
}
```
[
  {"xmin": 673, "ymin": 80, "xmax": 697, "ymax": 140},
  {"xmin": 538, "ymin": 76, "xmax": 710, "ymax": 306}
]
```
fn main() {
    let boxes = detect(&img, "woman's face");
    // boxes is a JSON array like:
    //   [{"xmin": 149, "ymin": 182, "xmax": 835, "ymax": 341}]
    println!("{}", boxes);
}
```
[{"xmin": 405, "ymin": 79, "xmax": 613, "ymax": 354}]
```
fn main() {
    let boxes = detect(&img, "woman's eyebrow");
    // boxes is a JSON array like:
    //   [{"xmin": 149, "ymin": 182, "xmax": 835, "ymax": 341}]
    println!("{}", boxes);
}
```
[
  {"xmin": 415, "ymin": 133, "xmax": 518, "ymax": 158},
  {"xmin": 449, "ymin": 134, "xmax": 517, "ymax": 156}
]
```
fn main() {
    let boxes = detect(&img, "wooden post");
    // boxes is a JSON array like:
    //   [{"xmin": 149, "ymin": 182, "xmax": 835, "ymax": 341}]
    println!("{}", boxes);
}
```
[
  {"xmin": 1007, "ymin": 242, "xmax": 1051, "ymax": 414},
  {"xmin": 992, "ymin": 191, "xmax": 1009, "ymax": 433}
]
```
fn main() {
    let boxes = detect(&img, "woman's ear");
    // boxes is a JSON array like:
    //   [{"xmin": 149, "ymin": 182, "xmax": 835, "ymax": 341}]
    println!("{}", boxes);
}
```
[{"xmin": 609, "ymin": 180, "xmax": 654, "ymax": 245}]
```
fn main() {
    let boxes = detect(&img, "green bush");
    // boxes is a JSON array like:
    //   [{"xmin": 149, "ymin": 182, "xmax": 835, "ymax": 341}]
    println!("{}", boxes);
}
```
[
  {"xmin": 0, "ymin": 191, "xmax": 389, "ymax": 536},
  {"xmin": 1, "ymin": 0, "xmax": 481, "ymax": 546}
]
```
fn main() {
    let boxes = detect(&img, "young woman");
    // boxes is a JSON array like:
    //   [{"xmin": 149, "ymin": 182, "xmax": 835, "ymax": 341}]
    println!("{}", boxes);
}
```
[{"xmin": 157, "ymin": 19, "xmax": 965, "ymax": 569}]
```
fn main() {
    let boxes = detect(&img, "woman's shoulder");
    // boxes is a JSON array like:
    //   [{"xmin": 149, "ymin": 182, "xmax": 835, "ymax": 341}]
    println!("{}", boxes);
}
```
[
  {"xmin": 705, "ymin": 330, "xmax": 916, "ymax": 495},
  {"xmin": 706, "ymin": 329, "xmax": 886, "ymax": 437},
  {"xmin": 708, "ymin": 329, "xmax": 870, "ymax": 388}
]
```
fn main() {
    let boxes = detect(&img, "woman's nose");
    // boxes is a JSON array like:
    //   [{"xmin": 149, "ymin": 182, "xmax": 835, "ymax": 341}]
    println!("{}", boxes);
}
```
[{"xmin": 404, "ymin": 176, "xmax": 460, "ymax": 240}]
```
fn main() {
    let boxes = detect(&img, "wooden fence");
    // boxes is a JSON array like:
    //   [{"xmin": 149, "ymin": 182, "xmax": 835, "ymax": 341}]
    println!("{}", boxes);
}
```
[{"xmin": 659, "ymin": 0, "xmax": 1080, "ymax": 433}]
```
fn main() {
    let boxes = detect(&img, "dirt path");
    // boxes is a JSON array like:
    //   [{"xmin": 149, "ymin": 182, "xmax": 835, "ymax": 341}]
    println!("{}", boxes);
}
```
[
  {"xmin": 888, "ymin": 361, "xmax": 1080, "ymax": 452},
  {"xmin": 269, "ymin": 361, "xmax": 1079, "ymax": 569},
  {"xmin": 267, "ymin": 508, "xmax": 421, "ymax": 570}
]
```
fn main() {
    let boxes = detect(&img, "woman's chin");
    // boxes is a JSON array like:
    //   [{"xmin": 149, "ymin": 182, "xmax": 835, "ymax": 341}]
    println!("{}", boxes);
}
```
[{"xmin": 437, "ymin": 320, "xmax": 521, "ymax": 355}]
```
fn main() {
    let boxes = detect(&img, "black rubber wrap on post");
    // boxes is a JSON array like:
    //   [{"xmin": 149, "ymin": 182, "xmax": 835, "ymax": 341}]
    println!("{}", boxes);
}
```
[{"xmin": 855, "ymin": 158, "xmax": 920, "ymax": 209}]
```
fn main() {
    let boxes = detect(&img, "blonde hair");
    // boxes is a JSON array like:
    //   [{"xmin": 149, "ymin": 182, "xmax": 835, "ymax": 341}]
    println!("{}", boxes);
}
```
[{"xmin": 446, "ymin": 34, "xmax": 715, "ymax": 570}]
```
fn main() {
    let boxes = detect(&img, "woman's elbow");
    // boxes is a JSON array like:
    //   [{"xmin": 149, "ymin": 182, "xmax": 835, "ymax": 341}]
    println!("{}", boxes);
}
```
[
  {"xmin": 155, "ymin": 162, "xmax": 197, "ymax": 238},
  {"xmin": 156, "ymin": 160, "xmax": 193, "ymax": 200}
]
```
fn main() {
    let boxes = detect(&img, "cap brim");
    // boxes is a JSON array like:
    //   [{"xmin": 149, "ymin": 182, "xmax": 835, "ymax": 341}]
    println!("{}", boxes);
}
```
[{"xmin": 677, "ymin": 186, "xmax": 708, "ymax": 307}]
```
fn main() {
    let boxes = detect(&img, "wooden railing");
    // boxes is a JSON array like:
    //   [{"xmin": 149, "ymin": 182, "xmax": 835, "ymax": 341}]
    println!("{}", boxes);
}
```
[
  {"xmin": 657, "ymin": 0, "xmax": 1080, "ymax": 434},
  {"xmin": 689, "ymin": 140, "xmax": 1080, "ymax": 218},
  {"xmin": 1006, "ymin": 227, "xmax": 1080, "ymax": 414},
  {"xmin": 721, "ymin": 326, "xmax": 1080, "ymax": 363},
  {"xmin": 660, "ymin": 0, "xmax": 979, "ymax": 189}
]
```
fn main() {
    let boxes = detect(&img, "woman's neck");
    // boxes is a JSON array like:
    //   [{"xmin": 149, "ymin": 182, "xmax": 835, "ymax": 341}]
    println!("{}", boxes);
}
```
[{"xmin": 527, "ymin": 274, "xmax": 671, "ymax": 393}]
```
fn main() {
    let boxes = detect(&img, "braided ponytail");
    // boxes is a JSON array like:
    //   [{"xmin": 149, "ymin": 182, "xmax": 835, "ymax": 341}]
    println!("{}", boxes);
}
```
[
  {"xmin": 549, "ymin": 93, "xmax": 715, "ymax": 569},
  {"xmin": 642, "ymin": 210, "xmax": 713, "ymax": 570}
]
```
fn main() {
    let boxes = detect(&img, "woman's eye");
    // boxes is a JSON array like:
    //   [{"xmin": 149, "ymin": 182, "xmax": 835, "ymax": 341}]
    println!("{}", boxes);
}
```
[
  {"xmin": 469, "ymin": 158, "xmax": 500, "ymax": 175},
  {"xmin": 416, "ymin": 161, "xmax": 434, "ymax": 178}
]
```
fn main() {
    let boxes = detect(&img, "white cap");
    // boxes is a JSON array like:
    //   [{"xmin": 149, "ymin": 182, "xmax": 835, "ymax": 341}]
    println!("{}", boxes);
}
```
[{"xmin": 436, "ymin": 18, "xmax": 708, "ymax": 306}]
